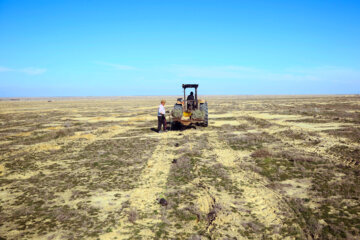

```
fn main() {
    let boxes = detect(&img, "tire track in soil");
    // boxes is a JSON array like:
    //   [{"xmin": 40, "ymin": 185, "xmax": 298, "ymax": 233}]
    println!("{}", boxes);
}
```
[
  {"xmin": 203, "ymin": 130, "xmax": 290, "ymax": 239},
  {"xmin": 99, "ymin": 131, "xmax": 179, "ymax": 239}
]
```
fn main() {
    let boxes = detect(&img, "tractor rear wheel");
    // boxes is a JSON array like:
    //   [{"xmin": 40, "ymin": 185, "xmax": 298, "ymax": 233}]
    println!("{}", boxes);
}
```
[
  {"xmin": 200, "ymin": 102, "xmax": 208, "ymax": 127},
  {"xmin": 171, "ymin": 104, "xmax": 183, "ymax": 130},
  {"xmin": 172, "ymin": 104, "xmax": 183, "ymax": 118}
]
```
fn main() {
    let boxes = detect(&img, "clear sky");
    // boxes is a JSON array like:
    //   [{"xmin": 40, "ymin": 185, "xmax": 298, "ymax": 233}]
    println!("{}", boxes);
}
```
[{"xmin": 0, "ymin": 0, "xmax": 359, "ymax": 97}]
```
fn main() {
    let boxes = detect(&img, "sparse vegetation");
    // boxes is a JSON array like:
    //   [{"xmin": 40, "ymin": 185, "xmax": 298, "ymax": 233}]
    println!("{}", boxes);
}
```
[
  {"xmin": 0, "ymin": 96, "xmax": 359, "ymax": 239},
  {"xmin": 127, "ymin": 208, "xmax": 138, "ymax": 223}
]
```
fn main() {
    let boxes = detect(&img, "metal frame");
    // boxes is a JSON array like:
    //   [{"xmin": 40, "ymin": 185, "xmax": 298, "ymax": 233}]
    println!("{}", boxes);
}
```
[{"xmin": 182, "ymin": 84, "xmax": 198, "ymax": 112}]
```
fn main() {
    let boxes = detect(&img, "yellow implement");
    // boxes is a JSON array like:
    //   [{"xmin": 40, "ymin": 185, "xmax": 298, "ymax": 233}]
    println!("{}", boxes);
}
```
[{"xmin": 183, "ymin": 112, "xmax": 192, "ymax": 117}]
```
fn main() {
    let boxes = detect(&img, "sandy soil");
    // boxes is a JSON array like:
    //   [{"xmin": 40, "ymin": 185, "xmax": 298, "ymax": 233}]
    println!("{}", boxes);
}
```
[{"xmin": 0, "ymin": 95, "xmax": 359, "ymax": 239}]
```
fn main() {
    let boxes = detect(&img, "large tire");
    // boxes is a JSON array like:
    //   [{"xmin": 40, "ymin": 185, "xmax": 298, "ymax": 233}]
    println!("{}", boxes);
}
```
[
  {"xmin": 200, "ymin": 102, "xmax": 208, "ymax": 127},
  {"xmin": 171, "ymin": 104, "xmax": 183, "ymax": 130},
  {"xmin": 174, "ymin": 104, "xmax": 182, "ymax": 111}
]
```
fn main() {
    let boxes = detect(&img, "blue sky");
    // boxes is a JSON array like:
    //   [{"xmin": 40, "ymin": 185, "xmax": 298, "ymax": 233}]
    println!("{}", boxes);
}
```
[{"xmin": 0, "ymin": 0, "xmax": 359, "ymax": 97}]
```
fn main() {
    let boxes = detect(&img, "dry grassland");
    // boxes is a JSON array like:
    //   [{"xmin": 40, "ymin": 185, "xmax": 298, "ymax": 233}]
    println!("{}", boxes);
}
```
[{"xmin": 0, "ymin": 95, "xmax": 359, "ymax": 239}]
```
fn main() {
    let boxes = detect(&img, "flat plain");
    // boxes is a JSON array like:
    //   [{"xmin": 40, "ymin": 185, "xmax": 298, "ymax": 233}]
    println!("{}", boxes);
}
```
[{"xmin": 0, "ymin": 95, "xmax": 359, "ymax": 239}]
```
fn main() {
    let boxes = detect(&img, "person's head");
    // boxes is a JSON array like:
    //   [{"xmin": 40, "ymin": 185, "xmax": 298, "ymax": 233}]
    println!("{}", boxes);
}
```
[
  {"xmin": 190, "ymin": 92, "xmax": 193, "ymax": 95},
  {"xmin": 161, "ymin": 100, "xmax": 166, "ymax": 106}
]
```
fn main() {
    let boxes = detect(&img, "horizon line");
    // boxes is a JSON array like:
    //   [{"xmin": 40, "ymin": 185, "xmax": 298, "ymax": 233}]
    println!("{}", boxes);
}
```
[{"xmin": 1, "ymin": 93, "xmax": 359, "ymax": 100}]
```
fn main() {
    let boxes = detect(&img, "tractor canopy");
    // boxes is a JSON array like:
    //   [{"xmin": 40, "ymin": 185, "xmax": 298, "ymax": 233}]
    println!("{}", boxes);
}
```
[
  {"xmin": 182, "ymin": 84, "xmax": 198, "ymax": 89},
  {"xmin": 182, "ymin": 84, "xmax": 199, "ymax": 111}
]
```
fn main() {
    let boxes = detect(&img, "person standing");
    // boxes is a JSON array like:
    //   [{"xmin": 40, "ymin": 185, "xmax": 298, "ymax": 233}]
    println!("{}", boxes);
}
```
[{"xmin": 158, "ymin": 100, "xmax": 167, "ymax": 132}]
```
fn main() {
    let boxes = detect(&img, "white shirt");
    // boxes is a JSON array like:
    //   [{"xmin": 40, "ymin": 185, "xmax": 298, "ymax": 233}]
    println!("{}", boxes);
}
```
[{"xmin": 158, "ymin": 104, "xmax": 165, "ymax": 116}]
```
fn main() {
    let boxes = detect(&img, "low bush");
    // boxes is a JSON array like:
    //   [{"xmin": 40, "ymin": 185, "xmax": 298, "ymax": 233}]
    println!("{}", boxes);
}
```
[{"xmin": 191, "ymin": 110, "xmax": 204, "ymax": 119}]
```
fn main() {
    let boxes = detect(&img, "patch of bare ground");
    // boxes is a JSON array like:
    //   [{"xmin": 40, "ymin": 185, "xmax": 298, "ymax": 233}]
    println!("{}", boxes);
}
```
[
  {"xmin": 205, "ymin": 131, "xmax": 293, "ymax": 239},
  {"xmin": 99, "ymin": 131, "xmax": 180, "ymax": 239}
]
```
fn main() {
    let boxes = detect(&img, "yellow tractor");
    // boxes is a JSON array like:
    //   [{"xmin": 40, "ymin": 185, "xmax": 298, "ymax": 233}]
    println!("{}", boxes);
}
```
[{"xmin": 171, "ymin": 84, "xmax": 208, "ymax": 129}]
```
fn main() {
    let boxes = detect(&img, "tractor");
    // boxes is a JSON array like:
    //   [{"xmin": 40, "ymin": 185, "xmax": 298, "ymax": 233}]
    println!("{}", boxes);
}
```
[{"xmin": 170, "ymin": 84, "xmax": 208, "ymax": 129}]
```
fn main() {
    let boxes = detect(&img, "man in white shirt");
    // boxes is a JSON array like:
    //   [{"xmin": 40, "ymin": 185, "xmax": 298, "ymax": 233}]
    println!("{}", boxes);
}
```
[{"xmin": 158, "ymin": 100, "xmax": 167, "ymax": 132}]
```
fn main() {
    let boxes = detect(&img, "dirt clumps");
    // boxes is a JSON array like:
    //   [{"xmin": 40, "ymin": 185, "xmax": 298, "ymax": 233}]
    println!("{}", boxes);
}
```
[{"xmin": 159, "ymin": 198, "xmax": 168, "ymax": 206}]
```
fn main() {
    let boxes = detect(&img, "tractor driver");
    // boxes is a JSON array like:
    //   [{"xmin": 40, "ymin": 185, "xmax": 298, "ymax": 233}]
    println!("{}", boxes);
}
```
[{"xmin": 187, "ymin": 92, "xmax": 195, "ymax": 110}]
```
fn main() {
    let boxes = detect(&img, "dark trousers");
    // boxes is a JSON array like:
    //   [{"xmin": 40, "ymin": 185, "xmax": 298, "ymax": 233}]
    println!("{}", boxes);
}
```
[{"xmin": 158, "ymin": 115, "xmax": 167, "ymax": 131}]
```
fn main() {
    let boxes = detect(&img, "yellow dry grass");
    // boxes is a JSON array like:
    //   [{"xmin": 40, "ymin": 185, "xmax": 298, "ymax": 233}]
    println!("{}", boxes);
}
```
[{"xmin": 0, "ymin": 95, "xmax": 359, "ymax": 240}]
